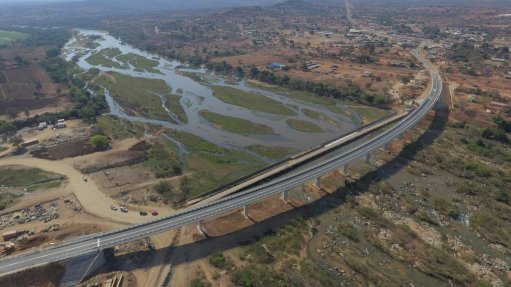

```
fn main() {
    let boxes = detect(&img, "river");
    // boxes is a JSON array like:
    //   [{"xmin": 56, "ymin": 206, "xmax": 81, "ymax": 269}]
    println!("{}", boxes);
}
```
[{"xmin": 62, "ymin": 29, "xmax": 361, "ymax": 151}]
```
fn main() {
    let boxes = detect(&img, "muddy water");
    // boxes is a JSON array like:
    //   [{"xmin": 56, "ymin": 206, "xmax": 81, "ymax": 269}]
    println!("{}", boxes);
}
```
[{"xmin": 63, "ymin": 30, "xmax": 361, "ymax": 150}]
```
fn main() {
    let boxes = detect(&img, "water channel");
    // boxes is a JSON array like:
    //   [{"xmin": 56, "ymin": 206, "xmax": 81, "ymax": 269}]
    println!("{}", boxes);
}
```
[{"xmin": 62, "ymin": 30, "xmax": 362, "ymax": 151}]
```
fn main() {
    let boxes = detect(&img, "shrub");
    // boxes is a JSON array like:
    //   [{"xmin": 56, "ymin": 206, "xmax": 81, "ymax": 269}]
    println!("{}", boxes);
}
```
[
  {"xmin": 208, "ymin": 251, "xmax": 231, "ymax": 269},
  {"xmin": 89, "ymin": 135, "xmax": 110, "ymax": 151}
]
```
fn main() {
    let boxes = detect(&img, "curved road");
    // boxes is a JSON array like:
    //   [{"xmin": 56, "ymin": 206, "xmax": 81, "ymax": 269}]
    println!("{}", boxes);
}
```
[
  {"xmin": 0, "ymin": 157, "xmax": 166, "ymax": 224},
  {"xmin": 0, "ymin": 49, "xmax": 442, "ymax": 275}
]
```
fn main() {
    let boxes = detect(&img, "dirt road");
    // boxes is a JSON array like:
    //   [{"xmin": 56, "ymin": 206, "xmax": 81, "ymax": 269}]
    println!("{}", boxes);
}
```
[{"xmin": 0, "ymin": 156, "xmax": 167, "ymax": 224}]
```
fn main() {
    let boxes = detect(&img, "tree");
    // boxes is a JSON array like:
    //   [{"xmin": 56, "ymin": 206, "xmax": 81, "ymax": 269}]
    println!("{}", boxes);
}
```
[
  {"xmin": 5, "ymin": 108, "xmax": 18, "ymax": 121},
  {"xmin": 10, "ymin": 135, "xmax": 23, "ymax": 148},
  {"xmin": 180, "ymin": 176, "xmax": 192, "ymax": 195},
  {"xmin": 400, "ymin": 75, "xmax": 412, "ymax": 85},
  {"xmin": 24, "ymin": 110, "xmax": 30, "ymax": 118},
  {"xmin": 90, "ymin": 135, "xmax": 110, "ymax": 151},
  {"xmin": 154, "ymin": 181, "xmax": 173, "ymax": 195}
]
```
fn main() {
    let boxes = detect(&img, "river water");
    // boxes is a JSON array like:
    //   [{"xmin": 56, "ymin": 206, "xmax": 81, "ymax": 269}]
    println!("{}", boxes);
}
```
[{"xmin": 62, "ymin": 30, "xmax": 361, "ymax": 151}]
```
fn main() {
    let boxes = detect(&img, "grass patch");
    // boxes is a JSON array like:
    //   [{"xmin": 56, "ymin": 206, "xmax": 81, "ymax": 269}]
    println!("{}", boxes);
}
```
[
  {"xmin": 209, "ymin": 251, "xmax": 233, "ymax": 270},
  {"xmin": 0, "ymin": 146, "xmax": 8, "ymax": 152},
  {"xmin": 285, "ymin": 119, "xmax": 323, "ymax": 133},
  {"xmin": 85, "ymin": 50, "xmax": 127, "ymax": 69},
  {"xmin": 165, "ymin": 130, "xmax": 265, "ymax": 197},
  {"xmin": 248, "ymin": 81, "xmax": 345, "ymax": 114},
  {"xmin": 94, "ymin": 72, "xmax": 174, "ymax": 121},
  {"xmin": 0, "ymin": 30, "xmax": 28, "ymax": 45},
  {"xmin": 341, "ymin": 101, "xmax": 391, "ymax": 123},
  {"xmin": 103, "ymin": 48, "xmax": 122, "ymax": 58},
  {"xmin": 247, "ymin": 145, "xmax": 296, "ymax": 160},
  {"xmin": 199, "ymin": 110, "xmax": 275, "ymax": 135},
  {"xmin": 0, "ymin": 166, "xmax": 65, "ymax": 188},
  {"xmin": 471, "ymin": 212, "xmax": 511, "ymax": 247},
  {"xmin": 93, "ymin": 115, "xmax": 143, "ymax": 140},
  {"xmin": 302, "ymin": 108, "xmax": 339, "ymax": 127},
  {"xmin": 165, "ymin": 95, "xmax": 188, "ymax": 123},
  {"xmin": 211, "ymin": 85, "xmax": 296, "ymax": 115},
  {"xmin": 116, "ymin": 53, "xmax": 161, "ymax": 73},
  {"xmin": 144, "ymin": 139, "xmax": 182, "ymax": 178},
  {"xmin": 431, "ymin": 197, "xmax": 460, "ymax": 219},
  {"xmin": 25, "ymin": 180, "xmax": 63, "ymax": 193}
]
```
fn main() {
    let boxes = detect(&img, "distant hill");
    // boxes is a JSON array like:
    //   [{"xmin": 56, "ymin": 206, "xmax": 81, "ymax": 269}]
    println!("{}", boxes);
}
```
[{"xmin": 85, "ymin": 0, "xmax": 284, "ymax": 11}]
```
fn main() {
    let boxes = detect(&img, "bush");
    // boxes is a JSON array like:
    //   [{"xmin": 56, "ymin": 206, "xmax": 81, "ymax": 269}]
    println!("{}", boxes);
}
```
[
  {"xmin": 89, "ymin": 135, "xmax": 110, "ymax": 151},
  {"xmin": 338, "ymin": 223, "xmax": 359, "ymax": 242},
  {"xmin": 208, "ymin": 251, "xmax": 230, "ymax": 269},
  {"xmin": 190, "ymin": 278, "xmax": 207, "ymax": 287},
  {"xmin": 154, "ymin": 181, "xmax": 173, "ymax": 195},
  {"xmin": 431, "ymin": 197, "xmax": 460, "ymax": 219}
]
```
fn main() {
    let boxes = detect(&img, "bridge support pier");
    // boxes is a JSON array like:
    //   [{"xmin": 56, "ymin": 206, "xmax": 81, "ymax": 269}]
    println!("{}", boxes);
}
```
[
  {"xmin": 315, "ymin": 176, "xmax": 321, "ymax": 188},
  {"xmin": 282, "ymin": 190, "xmax": 290, "ymax": 203},
  {"xmin": 340, "ymin": 165, "xmax": 349, "ymax": 176},
  {"xmin": 197, "ymin": 220, "xmax": 207, "ymax": 236},
  {"xmin": 365, "ymin": 153, "xmax": 371, "ymax": 164},
  {"xmin": 243, "ymin": 204, "xmax": 250, "ymax": 218}
]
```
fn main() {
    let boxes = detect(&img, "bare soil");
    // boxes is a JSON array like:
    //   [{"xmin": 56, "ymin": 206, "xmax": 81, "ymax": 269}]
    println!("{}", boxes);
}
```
[
  {"xmin": 0, "ymin": 263, "xmax": 65, "ymax": 287},
  {"xmin": 31, "ymin": 138, "xmax": 95, "ymax": 160}
]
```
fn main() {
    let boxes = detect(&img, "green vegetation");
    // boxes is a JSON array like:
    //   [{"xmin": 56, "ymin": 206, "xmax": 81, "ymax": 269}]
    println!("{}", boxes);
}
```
[
  {"xmin": 231, "ymin": 264, "xmax": 283, "ymax": 287},
  {"xmin": 338, "ymin": 222, "xmax": 360, "ymax": 242},
  {"xmin": 0, "ymin": 146, "xmax": 8, "ymax": 152},
  {"xmin": 165, "ymin": 130, "xmax": 265, "ymax": 198},
  {"xmin": 103, "ymin": 48, "xmax": 122, "ymax": 58},
  {"xmin": 93, "ymin": 72, "xmax": 173, "ymax": 121},
  {"xmin": 89, "ymin": 135, "xmax": 111, "ymax": 151},
  {"xmin": 0, "ymin": 120, "xmax": 17, "ymax": 135},
  {"xmin": 471, "ymin": 212, "xmax": 511, "ymax": 247},
  {"xmin": 248, "ymin": 82, "xmax": 345, "ymax": 114},
  {"xmin": 189, "ymin": 278, "xmax": 208, "ymax": 287},
  {"xmin": 247, "ymin": 145, "xmax": 296, "ymax": 160},
  {"xmin": 199, "ymin": 110, "xmax": 275, "ymax": 135},
  {"xmin": 209, "ymin": 251, "xmax": 232, "ymax": 270},
  {"xmin": 86, "ymin": 50, "xmax": 126, "ymax": 69},
  {"xmin": 249, "ymin": 66, "xmax": 386, "ymax": 108},
  {"xmin": 153, "ymin": 180, "xmax": 189, "ymax": 206},
  {"xmin": 302, "ymin": 108, "xmax": 339, "ymax": 126},
  {"xmin": 0, "ymin": 30, "xmax": 28, "ymax": 45},
  {"xmin": 25, "ymin": 181, "xmax": 63, "ymax": 193},
  {"xmin": 92, "ymin": 115, "xmax": 142, "ymax": 140},
  {"xmin": 211, "ymin": 85, "xmax": 295, "ymax": 115},
  {"xmin": 144, "ymin": 140, "xmax": 182, "ymax": 179},
  {"xmin": 342, "ymin": 102, "xmax": 392, "ymax": 123},
  {"xmin": 165, "ymin": 95, "xmax": 187, "ymax": 123},
  {"xmin": 285, "ymin": 119, "xmax": 323, "ymax": 133},
  {"xmin": 116, "ymin": 53, "xmax": 161, "ymax": 73},
  {"xmin": 431, "ymin": 197, "xmax": 460, "ymax": 219},
  {"xmin": 0, "ymin": 166, "xmax": 66, "ymax": 201}
]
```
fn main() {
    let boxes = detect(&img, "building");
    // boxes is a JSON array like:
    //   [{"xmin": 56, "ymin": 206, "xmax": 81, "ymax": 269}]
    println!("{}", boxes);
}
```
[
  {"xmin": 491, "ymin": 57, "xmax": 507, "ymax": 63},
  {"xmin": 362, "ymin": 71, "xmax": 373, "ymax": 77},
  {"xmin": 268, "ymin": 62, "xmax": 287, "ymax": 70},
  {"xmin": 54, "ymin": 122, "xmax": 67, "ymax": 129},
  {"xmin": 317, "ymin": 31, "xmax": 334, "ymax": 37},
  {"xmin": 37, "ymin": 122, "xmax": 48, "ymax": 130},
  {"xmin": 2, "ymin": 230, "xmax": 22, "ymax": 241},
  {"xmin": 349, "ymin": 29, "xmax": 366, "ymax": 34}
]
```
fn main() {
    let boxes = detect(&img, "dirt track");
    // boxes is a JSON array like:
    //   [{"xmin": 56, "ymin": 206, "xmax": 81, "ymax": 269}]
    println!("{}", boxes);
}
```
[{"xmin": 0, "ymin": 156, "xmax": 168, "ymax": 224}]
